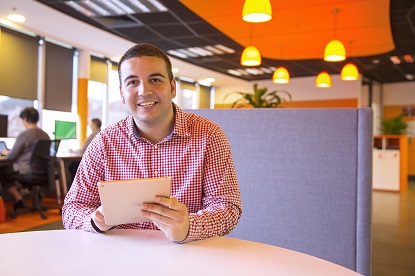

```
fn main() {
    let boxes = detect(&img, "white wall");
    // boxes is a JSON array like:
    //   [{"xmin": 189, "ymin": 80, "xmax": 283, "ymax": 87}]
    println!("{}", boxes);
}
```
[
  {"xmin": 383, "ymin": 81, "xmax": 415, "ymax": 105},
  {"xmin": 216, "ymin": 74, "xmax": 362, "ymax": 105}
]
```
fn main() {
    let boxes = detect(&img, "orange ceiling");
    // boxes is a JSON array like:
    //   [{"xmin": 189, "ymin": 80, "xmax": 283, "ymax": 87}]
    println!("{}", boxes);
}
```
[{"xmin": 180, "ymin": 0, "xmax": 394, "ymax": 60}]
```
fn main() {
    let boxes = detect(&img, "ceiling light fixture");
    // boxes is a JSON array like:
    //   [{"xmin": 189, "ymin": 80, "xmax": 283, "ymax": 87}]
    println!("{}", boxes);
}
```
[
  {"xmin": 341, "ymin": 41, "xmax": 359, "ymax": 81},
  {"xmin": 272, "ymin": 47, "xmax": 290, "ymax": 83},
  {"xmin": 316, "ymin": 71, "xmax": 332, "ymax": 87},
  {"xmin": 241, "ymin": 25, "xmax": 261, "ymax": 66},
  {"xmin": 242, "ymin": 0, "xmax": 272, "ymax": 23},
  {"xmin": 341, "ymin": 63, "xmax": 359, "ymax": 81},
  {"xmin": 324, "ymin": 9, "xmax": 346, "ymax": 62},
  {"xmin": 273, "ymin": 67, "xmax": 290, "ymax": 83},
  {"xmin": 7, "ymin": 8, "xmax": 26, "ymax": 23},
  {"xmin": 390, "ymin": 56, "xmax": 401, "ymax": 64},
  {"xmin": 403, "ymin": 55, "xmax": 414, "ymax": 63}
]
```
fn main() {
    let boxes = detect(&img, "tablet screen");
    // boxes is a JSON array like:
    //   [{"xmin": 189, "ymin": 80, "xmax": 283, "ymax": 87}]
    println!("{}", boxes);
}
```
[{"xmin": 97, "ymin": 176, "xmax": 172, "ymax": 225}]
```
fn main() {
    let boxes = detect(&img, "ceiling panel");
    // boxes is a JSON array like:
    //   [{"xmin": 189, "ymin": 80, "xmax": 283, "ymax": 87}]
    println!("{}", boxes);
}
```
[{"xmin": 32, "ymin": 0, "xmax": 415, "ymax": 84}]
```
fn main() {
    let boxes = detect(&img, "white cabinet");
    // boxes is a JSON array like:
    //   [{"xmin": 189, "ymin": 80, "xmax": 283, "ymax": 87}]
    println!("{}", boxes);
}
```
[
  {"xmin": 372, "ymin": 135, "xmax": 408, "ymax": 192},
  {"xmin": 372, "ymin": 149, "xmax": 400, "ymax": 191}
]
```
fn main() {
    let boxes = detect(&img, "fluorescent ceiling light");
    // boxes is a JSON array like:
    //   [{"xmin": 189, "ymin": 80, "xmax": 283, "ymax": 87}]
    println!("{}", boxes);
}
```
[
  {"xmin": 214, "ymin": 44, "xmax": 235, "ymax": 54},
  {"xmin": 204, "ymin": 46, "xmax": 224, "ymax": 54},
  {"xmin": 167, "ymin": 50, "xmax": 188, "ymax": 59},
  {"xmin": 187, "ymin": 47, "xmax": 214, "ymax": 56},
  {"xmin": 390, "ymin": 56, "xmax": 401, "ymax": 64},
  {"xmin": 147, "ymin": 0, "xmax": 168, "ymax": 12},
  {"xmin": 128, "ymin": 0, "xmax": 151, "ymax": 12},
  {"xmin": 227, "ymin": 70, "xmax": 242, "ymax": 76}
]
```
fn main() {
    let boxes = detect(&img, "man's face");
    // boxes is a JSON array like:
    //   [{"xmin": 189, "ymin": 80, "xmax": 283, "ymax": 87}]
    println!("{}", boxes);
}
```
[{"xmin": 119, "ymin": 56, "xmax": 176, "ymax": 128}]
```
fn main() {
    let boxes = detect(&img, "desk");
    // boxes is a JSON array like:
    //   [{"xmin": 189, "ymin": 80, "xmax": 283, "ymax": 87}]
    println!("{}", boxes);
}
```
[
  {"xmin": 0, "ymin": 229, "xmax": 361, "ymax": 276},
  {"xmin": 56, "ymin": 153, "xmax": 82, "ymax": 196}
]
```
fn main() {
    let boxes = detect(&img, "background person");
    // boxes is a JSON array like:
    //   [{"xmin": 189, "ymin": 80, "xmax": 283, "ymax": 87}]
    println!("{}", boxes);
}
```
[
  {"xmin": 70, "ymin": 118, "xmax": 102, "ymax": 155},
  {"xmin": 68, "ymin": 118, "xmax": 102, "ymax": 182},
  {"xmin": 62, "ymin": 43, "xmax": 242, "ymax": 243},
  {"xmin": 0, "ymin": 107, "xmax": 50, "ymax": 212}
]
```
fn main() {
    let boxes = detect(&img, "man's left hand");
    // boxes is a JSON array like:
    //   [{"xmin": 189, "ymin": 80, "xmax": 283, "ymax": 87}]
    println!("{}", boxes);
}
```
[{"xmin": 141, "ymin": 197, "xmax": 189, "ymax": 242}]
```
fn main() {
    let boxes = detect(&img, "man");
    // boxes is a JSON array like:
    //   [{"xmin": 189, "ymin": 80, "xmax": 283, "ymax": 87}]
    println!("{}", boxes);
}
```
[
  {"xmin": 0, "ymin": 107, "xmax": 50, "ymax": 212},
  {"xmin": 70, "ymin": 118, "xmax": 102, "ymax": 154},
  {"xmin": 62, "ymin": 43, "xmax": 242, "ymax": 243}
]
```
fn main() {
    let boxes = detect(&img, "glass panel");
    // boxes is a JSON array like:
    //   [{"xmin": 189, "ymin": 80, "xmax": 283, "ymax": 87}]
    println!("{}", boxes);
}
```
[{"xmin": 0, "ymin": 96, "xmax": 35, "ymax": 137}]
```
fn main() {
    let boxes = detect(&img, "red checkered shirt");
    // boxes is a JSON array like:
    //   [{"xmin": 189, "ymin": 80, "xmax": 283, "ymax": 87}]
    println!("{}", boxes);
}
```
[{"xmin": 62, "ymin": 104, "xmax": 242, "ymax": 243}]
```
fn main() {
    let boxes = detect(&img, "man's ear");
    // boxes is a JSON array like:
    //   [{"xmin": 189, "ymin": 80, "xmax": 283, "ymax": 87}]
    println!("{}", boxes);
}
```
[
  {"xmin": 171, "ymin": 78, "xmax": 177, "ymax": 99},
  {"xmin": 120, "ymin": 86, "xmax": 126, "ymax": 104}
]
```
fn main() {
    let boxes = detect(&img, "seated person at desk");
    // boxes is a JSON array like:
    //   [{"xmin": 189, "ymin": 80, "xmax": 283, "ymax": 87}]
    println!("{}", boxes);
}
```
[
  {"xmin": 0, "ymin": 107, "xmax": 50, "ymax": 212},
  {"xmin": 62, "ymin": 43, "xmax": 242, "ymax": 243},
  {"xmin": 68, "ymin": 118, "xmax": 102, "ymax": 182}
]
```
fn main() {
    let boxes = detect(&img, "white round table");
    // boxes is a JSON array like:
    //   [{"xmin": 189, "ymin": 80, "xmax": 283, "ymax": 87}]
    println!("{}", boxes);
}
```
[{"xmin": 0, "ymin": 229, "xmax": 361, "ymax": 275}]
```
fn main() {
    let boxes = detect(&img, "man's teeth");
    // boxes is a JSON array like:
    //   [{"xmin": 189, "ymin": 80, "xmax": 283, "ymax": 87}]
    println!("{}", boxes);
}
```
[{"xmin": 139, "ymin": 102, "xmax": 156, "ymax": 107}]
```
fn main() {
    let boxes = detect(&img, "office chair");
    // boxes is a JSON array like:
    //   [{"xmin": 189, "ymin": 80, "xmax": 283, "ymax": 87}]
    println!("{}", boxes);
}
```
[{"xmin": 11, "ymin": 139, "xmax": 62, "ymax": 219}]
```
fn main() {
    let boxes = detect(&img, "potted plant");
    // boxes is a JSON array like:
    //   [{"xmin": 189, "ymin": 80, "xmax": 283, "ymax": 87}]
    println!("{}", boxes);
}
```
[
  {"xmin": 381, "ymin": 114, "xmax": 407, "ymax": 134},
  {"xmin": 224, "ymin": 83, "xmax": 292, "ymax": 108}
]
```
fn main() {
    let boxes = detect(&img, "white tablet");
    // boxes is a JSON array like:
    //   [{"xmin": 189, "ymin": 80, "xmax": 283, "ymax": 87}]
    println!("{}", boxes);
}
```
[{"xmin": 97, "ymin": 176, "xmax": 172, "ymax": 225}]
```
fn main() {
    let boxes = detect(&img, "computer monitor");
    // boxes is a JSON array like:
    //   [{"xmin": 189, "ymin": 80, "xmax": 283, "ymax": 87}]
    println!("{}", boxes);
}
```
[
  {"xmin": 0, "ymin": 114, "xmax": 8, "ymax": 137},
  {"xmin": 54, "ymin": 120, "xmax": 76, "ymax": 140}
]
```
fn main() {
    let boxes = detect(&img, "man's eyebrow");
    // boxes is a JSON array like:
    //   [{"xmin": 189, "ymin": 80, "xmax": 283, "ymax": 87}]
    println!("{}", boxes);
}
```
[
  {"xmin": 123, "ymin": 74, "xmax": 137, "ymax": 84},
  {"xmin": 149, "ymin": 73, "xmax": 166, "ymax": 79},
  {"xmin": 123, "ymin": 73, "xmax": 166, "ymax": 84}
]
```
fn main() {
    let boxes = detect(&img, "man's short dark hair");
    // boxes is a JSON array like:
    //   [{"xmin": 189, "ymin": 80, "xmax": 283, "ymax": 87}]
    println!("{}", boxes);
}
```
[
  {"xmin": 118, "ymin": 43, "xmax": 174, "ymax": 85},
  {"xmin": 19, "ymin": 107, "xmax": 39, "ymax": 124},
  {"xmin": 91, "ymin": 118, "xmax": 102, "ymax": 129}
]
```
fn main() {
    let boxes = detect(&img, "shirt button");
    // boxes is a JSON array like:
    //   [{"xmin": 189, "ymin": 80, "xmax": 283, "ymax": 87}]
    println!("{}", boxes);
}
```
[
  {"xmin": 154, "ymin": 145, "xmax": 158, "ymax": 149},
  {"xmin": 154, "ymin": 171, "xmax": 158, "ymax": 176}
]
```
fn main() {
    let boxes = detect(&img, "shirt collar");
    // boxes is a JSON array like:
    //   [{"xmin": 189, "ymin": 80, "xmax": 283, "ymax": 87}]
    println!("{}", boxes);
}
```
[{"xmin": 172, "ymin": 103, "xmax": 191, "ymax": 138}]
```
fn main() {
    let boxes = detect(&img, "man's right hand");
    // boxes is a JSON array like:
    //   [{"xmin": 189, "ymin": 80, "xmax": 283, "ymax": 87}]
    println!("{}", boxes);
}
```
[{"xmin": 91, "ymin": 205, "xmax": 115, "ymax": 232}]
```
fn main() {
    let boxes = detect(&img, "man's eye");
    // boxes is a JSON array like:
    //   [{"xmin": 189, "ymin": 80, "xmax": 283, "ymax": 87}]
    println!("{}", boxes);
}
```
[
  {"xmin": 150, "ymin": 78, "xmax": 162, "ymax": 83},
  {"xmin": 127, "ymin": 80, "xmax": 139, "ymax": 86}
]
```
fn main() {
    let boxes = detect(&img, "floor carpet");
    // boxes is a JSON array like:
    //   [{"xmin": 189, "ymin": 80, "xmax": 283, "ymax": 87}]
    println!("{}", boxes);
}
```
[{"xmin": 0, "ymin": 198, "xmax": 62, "ymax": 234}]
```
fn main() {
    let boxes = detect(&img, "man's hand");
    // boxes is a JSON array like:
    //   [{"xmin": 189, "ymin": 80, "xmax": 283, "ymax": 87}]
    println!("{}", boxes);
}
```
[
  {"xmin": 92, "ymin": 205, "xmax": 116, "ymax": 232},
  {"xmin": 141, "ymin": 197, "xmax": 189, "ymax": 242}
]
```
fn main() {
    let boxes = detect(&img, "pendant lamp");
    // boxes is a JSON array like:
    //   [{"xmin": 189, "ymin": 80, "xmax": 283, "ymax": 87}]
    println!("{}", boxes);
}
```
[
  {"xmin": 242, "ymin": 0, "xmax": 272, "ymax": 23},
  {"xmin": 272, "ymin": 67, "xmax": 290, "ymax": 83},
  {"xmin": 341, "ymin": 42, "xmax": 359, "ymax": 80},
  {"xmin": 241, "ymin": 46, "xmax": 262, "ymax": 66},
  {"xmin": 316, "ymin": 71, "xmax": 332, "ymax": 87},
  {"xmin": 341, "ymin": 62, "xmax": 359, "ymax": 80},
  {"xmin": 324, "ymin": 9, "xmax": 345, "ymax": 62}
]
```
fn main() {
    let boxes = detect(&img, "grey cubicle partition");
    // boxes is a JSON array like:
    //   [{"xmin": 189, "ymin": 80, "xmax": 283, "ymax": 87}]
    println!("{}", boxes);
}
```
[{"xmin": 188, "ymin": 108, "xmax": 372, "ymax": 276}]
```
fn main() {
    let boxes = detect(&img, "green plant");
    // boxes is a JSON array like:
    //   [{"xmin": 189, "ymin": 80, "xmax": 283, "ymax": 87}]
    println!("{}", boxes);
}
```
[
  {"xmin": 224, "ymin": 83, "xmax": 292, "ymax": 108},
  {"xmin": 381, "ymin": 114, "xmax": 407, "ymax": 134}
]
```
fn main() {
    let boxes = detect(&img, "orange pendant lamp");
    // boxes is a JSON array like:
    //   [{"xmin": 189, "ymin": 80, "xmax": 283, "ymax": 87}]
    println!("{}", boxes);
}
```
[
  {"xmin": 242, "ymin": 0, "xmax": 272, "ymax": 23},
  {"xmin": 272, "ymin": 67, "xmax": 290, "ymax": 83},
  {"xmin": 341, "ymin": 62, "xmax": 359, "ymax": 80},
  {"xmin": 324, "ymin": 9, "xmax": 346, "ymax": 62},
  {"xmin": 316, "ymin": 71, "xmax": 332, "ymax": 87}
]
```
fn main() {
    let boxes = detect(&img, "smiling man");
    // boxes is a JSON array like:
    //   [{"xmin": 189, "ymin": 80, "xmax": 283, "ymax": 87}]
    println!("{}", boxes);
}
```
[{"xmin": 62, "ymin": 43, "xmax": 242, "ymax": 243}]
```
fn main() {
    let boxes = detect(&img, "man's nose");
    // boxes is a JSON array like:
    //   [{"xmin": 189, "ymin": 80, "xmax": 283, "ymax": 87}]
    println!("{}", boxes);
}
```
[{"xmin": 137, "ymin": 83, "xmax": 153, "ymax": 96}]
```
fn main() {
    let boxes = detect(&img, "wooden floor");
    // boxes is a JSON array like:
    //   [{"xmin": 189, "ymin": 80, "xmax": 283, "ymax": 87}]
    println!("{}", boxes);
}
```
[
  {"xmin": 1, "ymin": 184, "xmax": 414, "ymax": 275},
  {"xmin": 372, "ymin": 182, "xmax": 415, "ymax": 276}
]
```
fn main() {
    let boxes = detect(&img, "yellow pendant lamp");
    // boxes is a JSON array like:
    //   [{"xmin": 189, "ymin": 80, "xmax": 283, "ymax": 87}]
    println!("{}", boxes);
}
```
[
  {"xmin": 324, "ymin": 39, "xmax": 346, "ymax": 62},
  {"xmin": 241, "ymin": 46, "xmax": 262, "ymax": 66},
  {"xmin": 242, "ymin": 0, "xmax": 272, "ymax": 23},
  {"xmin": 272, "ymin": 67, "xmax": 290, "ymax": 83},
  {"xmin": 324, "ymin": 9, "xmax": 345, "ymax": 62},
  {"xmin": 316, "ymin": 71, "xmax": 332, "ymax": 87},
  {"xmin": 341, "ymin": 62, "xmax": 359, "ymax": 80}
]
